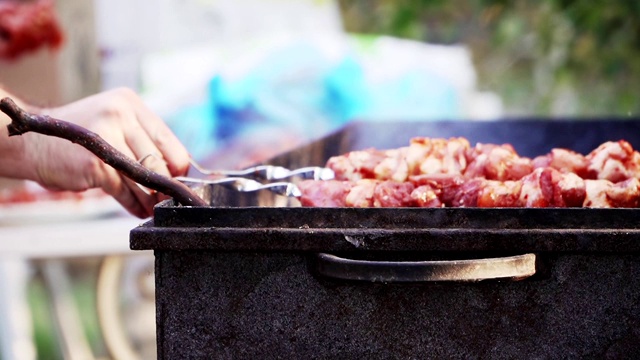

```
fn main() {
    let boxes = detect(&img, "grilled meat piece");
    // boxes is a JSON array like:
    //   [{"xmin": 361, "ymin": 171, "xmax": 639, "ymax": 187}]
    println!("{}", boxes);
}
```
[
  {"xmin": 464, "ymin": 143, "xmax": 533, "ymax": 181},
  {"xmin": 302, "ymin": 137, "xmax": 640, "ymax": 208}
]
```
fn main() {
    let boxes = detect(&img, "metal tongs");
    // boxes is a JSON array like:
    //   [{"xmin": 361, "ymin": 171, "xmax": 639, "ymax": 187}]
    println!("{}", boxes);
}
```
[
  {"xmin": 176, "ymin": 176, "xmax": 303, "ymax": 197},
  {"xmin": 177, "ymin": 159, "xmax": 335, "ymax": 197},
  {"xmin": 189, "ymin": 159, "xmax": 335, "ymax": 181}
]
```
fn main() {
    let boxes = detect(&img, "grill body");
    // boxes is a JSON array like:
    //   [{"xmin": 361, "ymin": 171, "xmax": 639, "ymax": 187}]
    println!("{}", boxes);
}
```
[
  {"xmin": 151, "ymin": 251, "xmax": 640, "ymax": 359},
  {"xmin": 132, "ymin": 119, "xmax": 640, "ymax": 358}
]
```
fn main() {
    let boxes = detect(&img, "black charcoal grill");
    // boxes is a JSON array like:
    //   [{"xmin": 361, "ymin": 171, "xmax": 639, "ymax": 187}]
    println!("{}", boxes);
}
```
[{"xmin": 131, "ymin": 119, "xmax": 640, "ymax": 359}]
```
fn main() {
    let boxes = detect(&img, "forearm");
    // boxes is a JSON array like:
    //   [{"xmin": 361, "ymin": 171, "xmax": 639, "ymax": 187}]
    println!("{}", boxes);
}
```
[{"xmin": 0, "ymin": 87, "xmax": 39, "ymax": 181}]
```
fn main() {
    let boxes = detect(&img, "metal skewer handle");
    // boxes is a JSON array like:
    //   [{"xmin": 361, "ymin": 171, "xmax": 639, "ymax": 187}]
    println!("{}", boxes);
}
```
[
  {"xmin": 189, "ymin": 159, "xmax": 335, "ymax": 181},
  {"xmin": 176, "ymin": 176, "xmax": 302, "ymax": 197}
]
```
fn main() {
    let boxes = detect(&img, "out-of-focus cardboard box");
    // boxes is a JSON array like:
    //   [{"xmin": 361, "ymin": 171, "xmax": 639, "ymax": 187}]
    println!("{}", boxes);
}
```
[
  {"xmin": 0, "ymin": 50, "xmax": 62, "ymax": 106},
  {"xmin": 0, "ymin": 0, "xmax": 99, "ymax": 106}
]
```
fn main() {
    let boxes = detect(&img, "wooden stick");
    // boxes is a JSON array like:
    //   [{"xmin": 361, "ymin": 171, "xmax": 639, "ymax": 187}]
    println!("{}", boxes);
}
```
[{"xmin": 0, "ymin": 97, "xmax": 207, "ymax": 207}]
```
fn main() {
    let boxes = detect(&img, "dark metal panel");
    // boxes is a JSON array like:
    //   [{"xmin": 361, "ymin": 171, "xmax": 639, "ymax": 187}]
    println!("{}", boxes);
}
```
[
  {"xmin": 131, "ymin": 222, "xmax": 640, "ymax": 253},
  {"xmin": 152, "ymin": 206, "xmax": 640, "ymax": 230},
  {"xmin": 154, "ymin": 251, "xmax": 640, "ymax": 359}
]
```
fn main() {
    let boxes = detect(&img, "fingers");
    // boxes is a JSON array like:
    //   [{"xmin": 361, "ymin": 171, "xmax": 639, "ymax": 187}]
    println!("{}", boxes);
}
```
[
  {"xmin": 88, "ymin": 138, "xmax": 155, "ymax": 218},
  {"xmin": 82, "ymin": 87, "xmax": 189, "ymax": 176},
  {"xmin": 94, "ymin": 89, "xmax": 184, "ymax": 216},
  {"xmin": 122, "ymin": 177, "xmax": 157, "ymax": 218},
  {"xmin": 32, "ymin": 87, "xmax": 190, "ymax": 217},
  {"xmin": 123, "ymin": 122, "xmax": 172, "ymax": 178},
  {"xmin": 118, "ymin": 88, "xmax": 190, "ymax": 176},
  {"xmin": 97, "ymin": 161, "xmax": 156, "ymax": 218}
]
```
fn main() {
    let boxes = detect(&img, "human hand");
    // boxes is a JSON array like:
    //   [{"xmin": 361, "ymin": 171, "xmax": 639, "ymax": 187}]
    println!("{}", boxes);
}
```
[{"xmin": 24, "ymin": 88, "xmax": 190, "ymax": 218}]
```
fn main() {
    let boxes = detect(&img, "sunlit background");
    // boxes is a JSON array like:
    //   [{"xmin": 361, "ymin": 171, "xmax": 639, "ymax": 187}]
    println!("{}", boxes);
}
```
[{"xmin": 339, "ymin": 0, "xmax": 640, "ymax": 117}]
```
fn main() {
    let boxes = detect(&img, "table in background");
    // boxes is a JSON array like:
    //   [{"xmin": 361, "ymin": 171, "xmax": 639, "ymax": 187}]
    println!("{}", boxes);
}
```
[{"xmin": 0, "ymin": 214, "xmax": 146, "ymax": 360}]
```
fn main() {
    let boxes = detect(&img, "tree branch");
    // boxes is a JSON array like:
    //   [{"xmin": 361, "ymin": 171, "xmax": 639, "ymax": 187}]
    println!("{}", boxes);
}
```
[{"xmin": 0, "ymin": 97, "xmax": 207, "ymax": 207}]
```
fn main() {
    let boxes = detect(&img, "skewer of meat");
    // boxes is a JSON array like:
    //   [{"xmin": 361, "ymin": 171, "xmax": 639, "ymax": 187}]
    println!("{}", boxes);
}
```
[
  {"xmin": 532, "ymin": 140, "xmax": 640, "ymax": 182},
  {"xmin": 302, "ymin": 137, "xmax": 640, "ymax": 208},
  {"xmin": 327, "ymin": 137, "xmax": 640, "ymax": 183},
  {"xmin": 326, "ymin": 137, "xmax": 471, "ymax": 182},
  {"xmin": 298, "ymin": 167, "xmax": 640, "ymax": 209},
  {"xmin": 326, "ymin": 137, "xmax": 537, "ymax": 182}
]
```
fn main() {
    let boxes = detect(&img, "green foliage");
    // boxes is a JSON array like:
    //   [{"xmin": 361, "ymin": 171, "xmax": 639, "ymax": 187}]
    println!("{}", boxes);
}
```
[
  {"xmin": 338, "ymin": 0, "xmax": 640, "ymax": 117},
  {"xmin": 28, "ymin": 279, "xmax": 63, "ymax": 360}
]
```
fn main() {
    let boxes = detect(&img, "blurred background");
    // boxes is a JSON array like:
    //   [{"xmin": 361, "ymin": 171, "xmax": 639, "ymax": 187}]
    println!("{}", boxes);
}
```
[
  {"xmin": 0, "ymin": 0, "xmax": 638, "ymax": 359},
  {"xmin": 340, "ymin": 0, "xmax": 640, "ymax": 117}
]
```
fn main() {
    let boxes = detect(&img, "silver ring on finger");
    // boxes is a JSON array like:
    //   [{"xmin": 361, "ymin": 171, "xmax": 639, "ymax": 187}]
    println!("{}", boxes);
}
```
[{"xmin": 137, "ymin": 152, "xmax": 163, "ymax": 165}]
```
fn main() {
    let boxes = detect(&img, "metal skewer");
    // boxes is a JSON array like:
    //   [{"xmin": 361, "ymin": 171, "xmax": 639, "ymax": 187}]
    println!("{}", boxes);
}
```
[
  {"xmin": 176, "ymin": 176, "xmax": 302, "ymax": 197},
  {"xmin": 189, "ymin": 159, "xmax": 334, "ymax": 181}
]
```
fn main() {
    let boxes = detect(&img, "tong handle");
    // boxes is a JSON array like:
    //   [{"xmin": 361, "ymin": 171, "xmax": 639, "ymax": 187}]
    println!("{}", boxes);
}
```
[
  {"xmin": 286, "ymin": 166, "xmax": 335, "ymax": 181},
  {"xmin": 189, "ymin": 159, "xmax": 334, "ymax": 181},
  {"xmin": 176, "ymin": 176, "xmax": 301, "ymax": 197}
]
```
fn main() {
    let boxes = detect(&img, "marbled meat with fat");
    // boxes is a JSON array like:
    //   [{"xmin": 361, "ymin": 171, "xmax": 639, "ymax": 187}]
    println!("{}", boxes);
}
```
[{"xmin": 299, "ymin": 137, "xmax": 640, "ymax": 208}]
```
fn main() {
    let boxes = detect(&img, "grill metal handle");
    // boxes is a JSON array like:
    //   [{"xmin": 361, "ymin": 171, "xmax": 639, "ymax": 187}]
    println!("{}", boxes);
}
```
[{"xmin": 315, "ymin": 253, "xmax": 536, "ymax": 283}]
